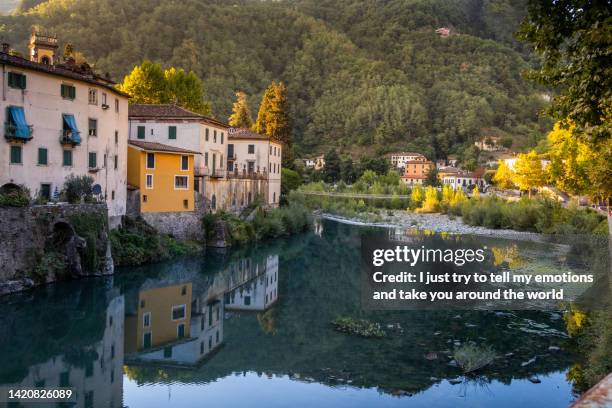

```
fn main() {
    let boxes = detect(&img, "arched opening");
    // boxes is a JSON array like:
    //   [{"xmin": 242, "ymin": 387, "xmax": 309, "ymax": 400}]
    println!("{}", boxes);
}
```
[
  {"xmin": 50, "ymin": 222, "xmax": 75, "ymax": 250},
  {"xmin": 273, "ymin": 192, "xmax": 276, "ymax": 203},
  {"xmin": 247, "ymin": 192, "xmax": 252, "ymax": 205},
  {"xmin": 41, "ymin": 56, "xmax": 50, "ymax": 65},
  {"xmin": 0, "ymin": 183, "xmax": 23, "ymax": 195},
  {"xmin": 211, "ymin": 194, "xmax": 217, "ymax": 210}
]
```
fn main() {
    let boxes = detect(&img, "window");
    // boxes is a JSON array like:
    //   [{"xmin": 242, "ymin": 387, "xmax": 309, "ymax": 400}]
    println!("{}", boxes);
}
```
[
  {"xmin": 181, "ymin": 285, "xmax": 187, "ymax": 295},
  {"xmin": 115, "ymin": 130, "xmax": 119, "ymax": 144},
  {"xmin": 220, "ymin": 132, "xmax": 224, "ymax": 144},
  {"xmin": 63, "ymin": 150, "xmax": 72, "ymax": 167},
  {"xmin": 111, "ymin": 190, "xmax": 115, "ymax": 200},
  {"xmin": 137, "ymin": 126, "xmax": 145, "ymax": 139},
  {"xmin": 228, "ymin": 144, "xmax": 234, "ymax": 158},
  {"xmin": 10, "ymin": 145, "xmax": 21, "ymax": 164},
  {"xmin": 216, "ymin": 330, "xmax": 219, "ymax": 343},
  {"xmin": 169, "ymin": 126, "xmax": 177, "ymax": 139},
  {"xmin": 38, "ymin": 148, "xmax": 48, "ymax": 165},
  {"xmin": 88, "ymin": 118, "xmax": 97, "ymax": 136},
  {"xmin": 8, "ymin": 72, "xmax": 26, "ymax": 89},
  {"xmin": 244, "ymin": 296, "xmax": 251, "ymax": 306},
  {"xmin": 146, "ymin": 153, "xmax": 155, "ymax": 169},
  {"xmin": 181, "ymin": 155, "xmax": 189, "ymax": 171},
  {"xmin": 270, "ymin": 146, "xmax": 273, "ymax": 155},
  {"xmin": 142, "ymin": 195, "xmax": 148, "ymax": 203},
  {"xmin": 248, "ymin": 144, "xmax": 255, "ymax": 154},
  {"xmin": 143, "ymin": 312, "xmax": 151, "ymax": 328},
  {"xmin": 40, "ymin": 184, "xmax": 51, "ymax": 200},
  {"xmin": 61, "ymin": 84, "xmax": 76, "ymax": 100},
  {"xmin": 175, "ymin": 176, "xmax": 188, "ymax": 190},
  {"xmin": 145, "ymin": 174, "xmax": 153, "ymax": 189},
  {"xmin": 183, "ymin": 199, "xmax": 189, "ymax": 209},
  {"xmin": 178, "ymin": 323, "xmax": 185, "ymax": 339},
  {"xmin": 205, "ymin": 128, "xmax": 209, "ymax": 141},
  {"xmin": 102, "ymin": 93, "xmax": 107, "ymax": 105},
  {"xmin": 115, "ymin": 98, "xmax": 119, "ymax": 112},
  {"xmin": 247, "ymin": 161, "xmax": 255, "ymax": 173},
  {"xmin": 88, "ymin": 88, "xmax": 97, "ymax": 105},
  {"xmin": 213, "ymin": 130, "xmax": 217, "ymax": 143},
  {"xmin": 172, "ymin": 304, "xmax": 186, "ymax": 320},
  {"xmin": 88, "ymin": 152, "xmax": 97, "ymax": 169},
  {"xmin": 163, "ymin": 347, "xmax": 172, "ymax": 358},
  {"xmin": 200, "ymin": 341, "xmax": 204, "ymax": 354},
  {"xmin": 273, "ymin": 192, "xmax": 276, "ymax": 203},
  {"xmin": 143, "ymin": 332, "xmax": 152, "ymax": 349},
  {"xmin": 204, "ymin": 152, "xmax": 208, "ymax": 166},
  {"xmin": 114, "ymin": 155, "xmax": 118, "ymax": 170}
]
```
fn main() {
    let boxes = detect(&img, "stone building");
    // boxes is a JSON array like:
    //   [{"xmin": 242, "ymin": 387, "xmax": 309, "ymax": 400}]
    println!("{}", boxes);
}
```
[{"xmin": 0, "ymin": 33, "xmax": 129, "ymax": 227}]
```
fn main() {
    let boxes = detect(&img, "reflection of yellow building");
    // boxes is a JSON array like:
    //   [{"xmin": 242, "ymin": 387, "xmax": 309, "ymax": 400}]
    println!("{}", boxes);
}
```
[
  {"xmin": 127, "ymin": 140, "xmax": 198, "ymax": 213},
  {"xmin": 125, "ymin": 283, "xmax": 192, "ymax": 353}
]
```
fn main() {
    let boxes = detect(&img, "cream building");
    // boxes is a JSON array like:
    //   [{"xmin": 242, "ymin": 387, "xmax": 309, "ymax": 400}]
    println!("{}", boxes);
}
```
[
  {"xmin": 389, "ymin": 152, "xmax": 426, "ymax": 169},
  {"xmin": 0, "ymin": 33, "xmax": 129, "ymax": 226},
  {"xmin": 227, "ymin": 127, "xmax": 282, "ymax": 207}
]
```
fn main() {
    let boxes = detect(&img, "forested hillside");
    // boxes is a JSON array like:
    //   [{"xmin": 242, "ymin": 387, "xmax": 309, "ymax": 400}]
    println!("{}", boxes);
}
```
[{"xmin": 0, "ymin": 0, "xmax": 549, "ymax": 158}]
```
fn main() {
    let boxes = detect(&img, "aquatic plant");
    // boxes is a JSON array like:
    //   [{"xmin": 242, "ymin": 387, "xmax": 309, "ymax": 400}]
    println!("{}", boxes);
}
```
[
  {"xmin": 453, "ymin": 344, "xmax": 496, "ymax": 373},
  {"xmin": 331, "ymin": 316, "xmax": 386, "ymax": 338}
]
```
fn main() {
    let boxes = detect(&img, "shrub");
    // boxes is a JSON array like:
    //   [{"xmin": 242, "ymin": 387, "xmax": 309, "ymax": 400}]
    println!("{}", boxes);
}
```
[
  {"xmin": 62, "ymin": 174, "xmax": 94, "ymax": 204},
  {"xmin": 0, "ymin": 186, "xmax": 30, "ymax": 207}
]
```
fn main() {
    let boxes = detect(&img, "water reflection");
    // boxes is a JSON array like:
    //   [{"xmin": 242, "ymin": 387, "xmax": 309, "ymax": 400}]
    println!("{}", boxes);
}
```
[{"xmin": 0, "ymin": 220, "xmax": 604, "ymax": 407}]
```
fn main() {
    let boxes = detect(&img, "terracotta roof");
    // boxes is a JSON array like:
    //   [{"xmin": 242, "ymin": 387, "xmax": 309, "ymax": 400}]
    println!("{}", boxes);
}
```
[
  {"xmin": 389, "ymin": 152, "xmax": 425, "ymax": 156},
  {"xmin": 404, "ymin": 160, "xmax": 433, "ymax": 165},
  {"xmin": 128, "ymin": 140, "xmax": 200, "ymax": 155},
  {"xmin": 128, "ymin": 104, "xmax": 230, "ymax": 128},
  {"xmin": 0, "ymin": 52, "xmax": 128, "ymax": 97},
  {"xmin": 401, "ymin": 175, "xmax": 427, "ymax": 179},
  {"xmin": 228, "ymin": 127, "xmax": 281, "ymax": 144}
]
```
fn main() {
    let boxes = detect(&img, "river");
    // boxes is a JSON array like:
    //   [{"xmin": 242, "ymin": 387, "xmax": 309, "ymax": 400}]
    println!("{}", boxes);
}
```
[{"xmin": 1, "ymin": 219, "xmax": 598, "ymax": 407}]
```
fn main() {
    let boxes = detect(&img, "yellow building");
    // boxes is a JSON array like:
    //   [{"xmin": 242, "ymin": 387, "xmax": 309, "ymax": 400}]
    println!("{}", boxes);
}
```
[
  {"xmin": 127, "ymin": 140, "xmax": 198, "ymax": 213},
  {"xmin": 125, "ymin": 283, "xmax": 193, "ymax": 353}
]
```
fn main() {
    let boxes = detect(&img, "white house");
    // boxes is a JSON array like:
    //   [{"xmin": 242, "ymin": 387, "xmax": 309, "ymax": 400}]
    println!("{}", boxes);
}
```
[
  {"xmin": 228, "ymin": 128, "xmax": 282, "ymax": 207},
  {"xmin": 442, "ymin": 169, "xmax": 487, "ymax": 190},
  {"xmin": 0, "ymin": 33, "xmax": 129, "ymax": 226},
  {"xmin": 389, "ymin": 152, "xmax": 427, "ymax": 169},
  {"xmin": 127, "ymin": 103, "xmax": 229, "ymax": 194},
  {"xmin": 503, "ymin": 157, "xmax": 550, "ymax": 171},
  {"xmin": 225, "ymin": 254, "xmax": 279, "ymax": 311}
]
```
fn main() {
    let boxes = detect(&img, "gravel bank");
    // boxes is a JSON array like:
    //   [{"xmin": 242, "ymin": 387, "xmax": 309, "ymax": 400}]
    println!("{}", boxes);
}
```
[{"xmin": 320, "ymin": 211, "xmax": 544, "ymax": 241}]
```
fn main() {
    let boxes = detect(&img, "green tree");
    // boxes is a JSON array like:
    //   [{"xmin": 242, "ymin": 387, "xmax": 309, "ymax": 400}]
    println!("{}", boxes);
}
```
[
  {"xmin": 281, "ymin": 168, "xmax": 302, "ymax": 198},
  {"xmin": 118, "ymin": 61, "xmax": 210, "ymax": 115},
  {"xmin": 513, "ymin": 150, "xmax": 546, "ymax": 196},
  {"xmin": 323, "ymin": 149, "xmax": 341, "ymax": 183},
  {"xmin": 518, "ymin": 0, "xmax": 612, "ymax": 143},
  {"xmin": 424, "ymin": 166, "xmax": 439, "ymax": 187},
  {"xmin": 340, "ymin": 155, "xmax": 357, "ymax": 183},
  {"xmin": 228, "ymin": 91, "xmax": 253, "ymax": 128}
]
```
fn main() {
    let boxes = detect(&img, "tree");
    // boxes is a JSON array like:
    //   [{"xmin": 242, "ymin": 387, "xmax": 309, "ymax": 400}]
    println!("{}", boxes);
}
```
[
  {"xmin": 118, "ymin": 61, "xmax": 210, "ymax": 115},
  {"xmin": 228, "ymin": 91, "xmax": 253, "ymax": 128},
  {"xmin": 518, "ymin": 1, "xmax": 612, "ymax": 143},
  {"xmin": 164, "ymin": 68, "xmax": 210, "ymax": 115},
  {"xmin": 500, "ymin": 137, "xmax": 513, "ymax": 149},
  {"xmin": 358, "ymin": 154, "xmax": 389, "ymax": 176},
  {"xmin": 492, "ymin": 160, "xmax": 515, "ymax": 189},
  {"xmin": 254, "ymin": 81, "xmax": 293, "ymax": 167},
  {"xmin": 547, "ymin": 123, "xmax": 593, "ymax": 195},
  {"xmin": 410, "ymin": 185, "xmax": 424, "ymax": 209},
  {"xmin": 340, "ymin": 155, "xmax": 357, "ymax": 184},
  {"xmin": 418, "ymin": 186, "xmax": 440, "ymax": 213},
  {"xmin": 281, "ymin": 168, "xmax": 302, "ymax": 199},
  {"xmin": 513, "ymin": 150, "xmax": 546, "ymax": 196},
  {"xmin": 323, "ymin": 149, "xmax": 341, "ymax": 183},
  {"xmin": 424, "ymin": 166, "xmax": 439, "ymax": 187},
  {"xmin": 253, "ymin": 84, "xmax": 275, "ymax": 135}
]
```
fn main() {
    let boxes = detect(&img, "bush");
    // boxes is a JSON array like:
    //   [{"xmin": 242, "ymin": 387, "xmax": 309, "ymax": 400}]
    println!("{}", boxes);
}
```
[
  {"xmin": 62, "ymin": 174, "xmax": 94, "ymax": 204},
  {"xmin": 0, "ymin": 186, "xmax": 30, "ymax": 207}
]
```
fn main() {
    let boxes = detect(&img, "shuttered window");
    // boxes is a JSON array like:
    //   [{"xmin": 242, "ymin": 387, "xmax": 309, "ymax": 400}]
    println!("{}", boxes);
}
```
[
  {"xmin": 169, "ymin": 126, "xmax": 177, "ymax": 139},
  {"xmin": 10, "ymin": 145, "xmax": 22, "ymax": 164},
  {"xmin": 137, "ymin": 126, "xmax": 145, "ymax": 139},
  {"xmin": 88, "ymin": 152, "xmax": 97, "ymax": 169},
  {"xmin": 38, "ymin": 148, "xmax": 48, "ymax": 165},
  {"xmin": 61, "ymin": 84, "xmax": 76, "ymax": 100},
  {"xmin": 63, "ymin": 150, "xmax": 72, "ymax": 166},
  {"xmin": 8, "ymin": 72, "xmax": 26, "ymax": 89}
]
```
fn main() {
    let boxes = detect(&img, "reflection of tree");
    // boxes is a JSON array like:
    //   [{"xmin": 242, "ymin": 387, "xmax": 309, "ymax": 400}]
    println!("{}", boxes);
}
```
[
  {"xmin": 257, "ymin": 307, "xmax": 277, "ymax": 335},
  {"xmin": 491, "ymin": 245, "xmax": 525, "ymax": 268},
  {"xmin": 565, "ymin": 305, "xmax": 612, "ymax": 393}
]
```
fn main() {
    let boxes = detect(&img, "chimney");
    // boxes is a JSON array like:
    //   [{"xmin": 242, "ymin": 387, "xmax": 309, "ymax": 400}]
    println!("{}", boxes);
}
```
[{"xmin": 1, "ymin": 43, "xmax": 9, "ymax": 54}]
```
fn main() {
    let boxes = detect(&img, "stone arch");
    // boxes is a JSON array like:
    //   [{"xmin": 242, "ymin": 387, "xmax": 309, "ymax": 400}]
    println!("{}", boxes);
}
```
[
  {"xmin": 0, "ymin": 183, "xmax": 23, "ymax": 195},
  {"xmin": 50, "ymin": 221, "xmax": 75, "ymax": 250}
]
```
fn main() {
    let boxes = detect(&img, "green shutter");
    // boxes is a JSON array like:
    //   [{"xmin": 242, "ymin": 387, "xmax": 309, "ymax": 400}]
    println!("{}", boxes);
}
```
[
  {"xmin": 137, "ymin": 126, "xmax": 145, "ymax": 139},
  {"xmin": 10, "ymin": 145, "xmax": 21, "ymax": 164},
  {"xmin": 61, "ymin": 84, "xmax": 66, "ymax": 97},
  {"xmin": 63, "ymin": 150, "xmax": 72, "ymax": 166},
  {"xmin": 70, "ymin": 86, "xmax": 76, "ymax": 99},
  {"xmin": 38, "ymin": 148, "xmax": 48, "ymax": 165},
  {"xmin": 169, "ymin": 126, "xmax": 177, "ymax": 139},
  {"xmin": 88, "ymin": 152, "xmax": 97, "ymax": 168},
  {"xmin": 20, "ymin": 74, "xmax": 26, "ymax": 89}
]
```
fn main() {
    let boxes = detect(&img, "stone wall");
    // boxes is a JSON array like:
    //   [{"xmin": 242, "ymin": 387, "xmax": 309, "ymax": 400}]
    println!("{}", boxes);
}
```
[
  {"xmin": 204, "ymin": 178, "xmax": 269, "ymax": 213},
  {"xmin": 140, "ymin": 211, "xmax": 204, "ymax": 241},
  {"xmin": 0, "ymin": 203, "xmax": 113, "ymax": 296}
]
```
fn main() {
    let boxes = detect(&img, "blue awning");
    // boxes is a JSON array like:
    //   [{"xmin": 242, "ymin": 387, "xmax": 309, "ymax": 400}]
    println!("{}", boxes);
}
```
[
  {"xmin": 62, "ymin": 114, "xmax": 81, "ymax": 143},
  {"xmin": 8, "ymin": 106, "xmax": 32, "ymax": 140}
]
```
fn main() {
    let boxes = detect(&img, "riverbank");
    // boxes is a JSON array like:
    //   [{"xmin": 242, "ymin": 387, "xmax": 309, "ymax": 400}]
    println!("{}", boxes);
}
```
[{"xmin": 320, "ymin": 211, "xmax": 546, "ymax": 241}]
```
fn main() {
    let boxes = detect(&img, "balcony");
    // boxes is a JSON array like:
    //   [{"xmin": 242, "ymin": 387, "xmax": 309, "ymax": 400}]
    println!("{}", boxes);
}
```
[
  {"xmin": 4, "ymin": 123, "xmax": 33, "ymax": 143},
  {"xmin": 59, "ymin": 130, "xmax": 81, "ymax": 146},
  {"xmin": 210, "ymin": 169, "xmax": 225, "ymax": 178},
  {"xmin": 227, "ymin": 169, "xmax": 269, "ymax": 180}
]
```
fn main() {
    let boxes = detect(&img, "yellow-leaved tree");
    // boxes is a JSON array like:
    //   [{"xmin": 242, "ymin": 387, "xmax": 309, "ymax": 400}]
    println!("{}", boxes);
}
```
[
  {"xmin": 513, "ymin": 150, "xmax": 547, "ymax": 197},
  {"xmin": 492, "ymin": 160, "xmax": 515, "ymax": 189}
]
